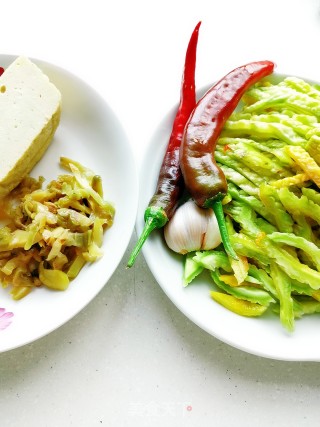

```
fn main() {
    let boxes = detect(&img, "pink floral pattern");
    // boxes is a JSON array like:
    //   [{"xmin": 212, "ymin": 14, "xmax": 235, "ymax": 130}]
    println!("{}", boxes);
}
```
[{"xmin": 0, "ymin": 308, "xmax": 14, "ymax": 331}]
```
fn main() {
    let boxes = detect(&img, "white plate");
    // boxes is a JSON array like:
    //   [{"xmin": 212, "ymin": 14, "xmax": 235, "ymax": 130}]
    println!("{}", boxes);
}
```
[
  {"xmin": 138, "ymin": 72, "xmax": 320, "ymax": 362},
  {"xmin": 0, "ymin": 55, "xmax": 138, "ymax": 353}
]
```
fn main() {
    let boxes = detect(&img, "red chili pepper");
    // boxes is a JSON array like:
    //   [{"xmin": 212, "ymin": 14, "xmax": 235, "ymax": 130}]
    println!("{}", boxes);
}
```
[
  {"xmin": 127, "ymin": 21, "xmax": 201, "ymax": 268},
  {"xmin": 180, "ymin": 60, "xmax": 275, "ymax": 259}
]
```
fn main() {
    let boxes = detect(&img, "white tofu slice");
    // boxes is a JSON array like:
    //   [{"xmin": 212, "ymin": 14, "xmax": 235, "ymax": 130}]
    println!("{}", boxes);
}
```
[{"xmin": 0, "ymin": 56, "xmax": 61, "ymax": 197}]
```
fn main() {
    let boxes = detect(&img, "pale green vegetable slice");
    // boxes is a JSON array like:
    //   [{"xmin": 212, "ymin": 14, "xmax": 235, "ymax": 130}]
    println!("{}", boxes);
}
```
[{"xmin": 270, "ymin": 262, "xmax": 294, "ymax": 332}]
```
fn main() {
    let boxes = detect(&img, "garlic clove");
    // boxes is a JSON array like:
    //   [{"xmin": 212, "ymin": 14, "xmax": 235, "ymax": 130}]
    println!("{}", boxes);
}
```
[
  {"xmin": 164, "ymin": 200, "xmax": 202, "ymax": 254},
  {"xmin": 164, "ymin": 199, "xmax": 221, "ymax": 254}
]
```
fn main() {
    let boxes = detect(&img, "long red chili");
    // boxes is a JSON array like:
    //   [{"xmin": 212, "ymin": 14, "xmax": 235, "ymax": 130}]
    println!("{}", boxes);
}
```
[
  {"xmin": 180, "ymin": 60, "xmax": 275, "ymax": 258},
  {"xmin": 127, "ymin": 21, "xmax": 201, "ymax": 268}
]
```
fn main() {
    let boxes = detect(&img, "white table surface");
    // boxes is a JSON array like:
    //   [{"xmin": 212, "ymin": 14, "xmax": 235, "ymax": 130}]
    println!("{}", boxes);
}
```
[{"xmin": 1, "ymin": 0, "xmax": 320, "ymax": 425}]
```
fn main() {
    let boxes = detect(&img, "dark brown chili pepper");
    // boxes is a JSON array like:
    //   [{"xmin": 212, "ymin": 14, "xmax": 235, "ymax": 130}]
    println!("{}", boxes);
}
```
[
  {"xmin": 127, "ymin": 21, "xmax": 201, "ymax": 268},
  {"xmin": 180, "ymin": 60, "xmax": 275, "ymax": 258}
]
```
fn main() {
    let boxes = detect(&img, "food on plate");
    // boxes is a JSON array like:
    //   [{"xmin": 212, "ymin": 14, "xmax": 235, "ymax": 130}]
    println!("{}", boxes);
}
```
[
  {"xmin": 0, "ymin": 157, "xmax": 115, "ymax": 300},
  {"xmin": 0, "ymin": 56, "xmax": 61, "ymax": 197},
  {"xmin": 0, "ymin": 56, "xmax": 115, "ymax": 300},
  {"xmin": 127, "ymin": 21, "xmax": 201, "ymax": 267},
  {"xmin": 132, "ymin": 18, "xmax": 320, "ymax": 331},
  {"xmin": 181, "ymin": 72, "xmax": 320, "ymax": 331}
]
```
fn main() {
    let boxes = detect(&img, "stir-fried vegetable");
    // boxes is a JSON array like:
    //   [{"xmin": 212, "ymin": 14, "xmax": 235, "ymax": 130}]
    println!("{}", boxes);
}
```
[
  {"xmin": 183, "ymin": 75, "xmax": 320, "ymax": 331},
  {"xmin": 0, "ymin": 157, "xmax": 115, "ymax": 299}
]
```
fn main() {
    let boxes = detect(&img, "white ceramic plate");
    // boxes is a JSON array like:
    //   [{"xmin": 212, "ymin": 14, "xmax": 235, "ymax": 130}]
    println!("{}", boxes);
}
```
[
  {"xmin": 0, "ymin": 55, "xmax": 138, "ymax": 352},
  {"xmin": 138, "ymin": 72, "xmax": 320, "ymax": 362}
]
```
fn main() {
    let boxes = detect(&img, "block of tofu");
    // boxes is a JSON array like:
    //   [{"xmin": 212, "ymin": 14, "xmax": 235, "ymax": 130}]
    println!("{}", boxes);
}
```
[{"xmin": 0, "ymin": 56, "xmax": 61, "ymax": 197}]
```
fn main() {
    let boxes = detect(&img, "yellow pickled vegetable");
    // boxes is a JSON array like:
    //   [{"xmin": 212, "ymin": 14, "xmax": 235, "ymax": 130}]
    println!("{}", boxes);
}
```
[
  {"xmin": 39, "ymin": 262, "xmax": 69, "ymax": 291},
  {"xmin": 210, "ymin": 291, "xmax": 268, "ymax": 317},
  {"xmin": 0, "ymin": 157, "xmax": 115, "ymax": 299}
]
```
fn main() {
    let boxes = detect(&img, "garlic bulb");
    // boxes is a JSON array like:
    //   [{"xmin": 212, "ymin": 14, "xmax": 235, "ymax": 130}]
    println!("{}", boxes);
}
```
[{"xmin": 164, "ymin": 199, "xmax": 221, "ymax": 254}]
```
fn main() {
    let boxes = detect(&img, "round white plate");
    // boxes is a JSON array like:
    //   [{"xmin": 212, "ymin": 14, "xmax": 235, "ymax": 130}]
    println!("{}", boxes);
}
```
[
  {"xmin": 0, "ymin": 55, "xmax": 138, "ymax": 353},
  {"xmin": 138, "ymin": 72, "xmax": 320, "ymax": 362}
]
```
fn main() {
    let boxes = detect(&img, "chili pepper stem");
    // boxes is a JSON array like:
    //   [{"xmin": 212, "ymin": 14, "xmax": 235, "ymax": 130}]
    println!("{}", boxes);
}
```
[
  {"xmin": 211, "ymin": 199, "xmax": 238, "ymax": 260},
  {"xmin": 127, "ymin": 207, "xmax": 168, "ymax": 268},
  {"xmin": 127, "ymin": 218, "xmax": 157, "ymax": 268}
]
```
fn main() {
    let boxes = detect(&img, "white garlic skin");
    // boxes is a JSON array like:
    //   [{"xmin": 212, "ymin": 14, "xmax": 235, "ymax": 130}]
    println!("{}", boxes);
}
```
[{"xmin": 164, "ymin": 199, "xmax": 222, "ymax": 254}]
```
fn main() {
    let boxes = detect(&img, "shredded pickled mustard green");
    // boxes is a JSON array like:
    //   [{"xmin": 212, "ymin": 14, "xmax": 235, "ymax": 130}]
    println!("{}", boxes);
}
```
[{"xmin": 0, "ymin": 157, "xmax": 115, "ymax": 299}]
